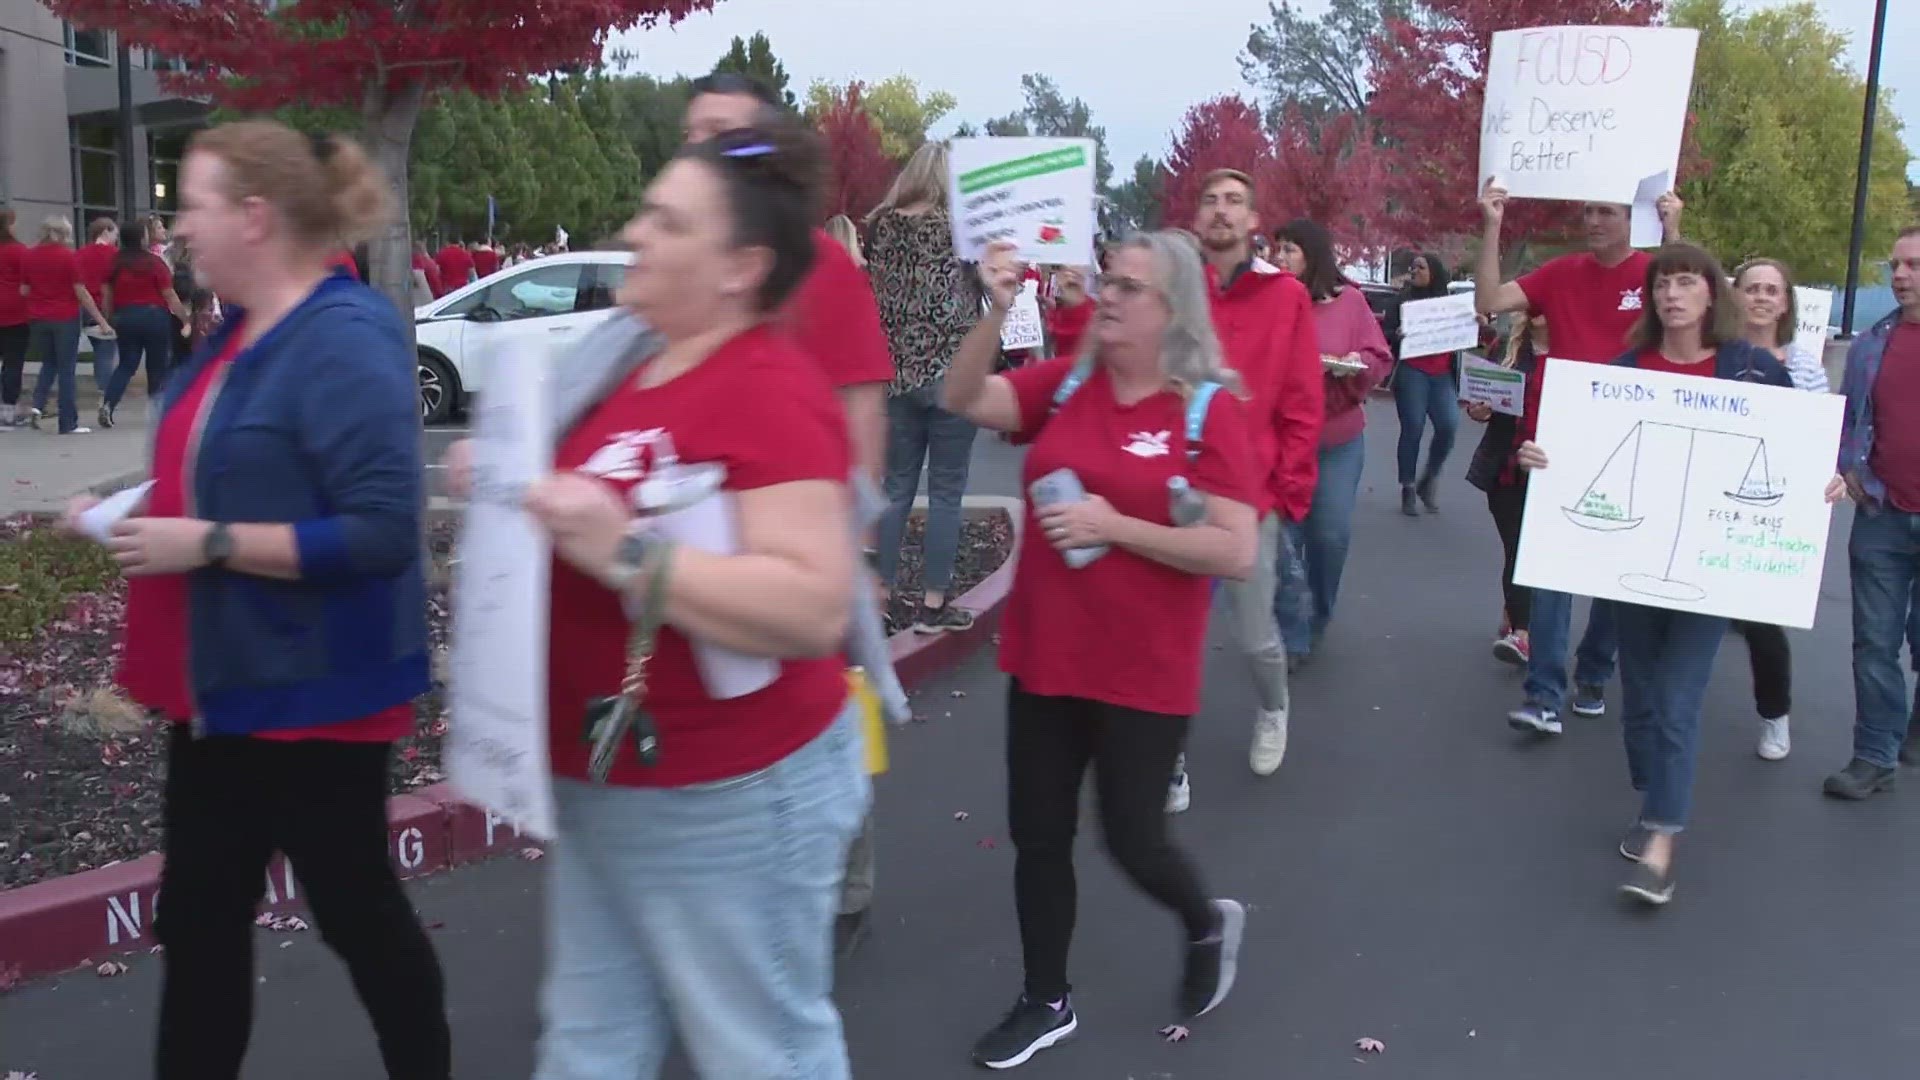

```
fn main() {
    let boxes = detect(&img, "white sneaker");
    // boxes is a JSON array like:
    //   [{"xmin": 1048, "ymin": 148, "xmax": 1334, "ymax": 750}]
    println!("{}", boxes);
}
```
[
  {"xmin": 63, "ymin": 425, "xmax": 93, "ymax": 434},
  {"xmin": 1249, "ymin": 708, "xmax": 1288, "ymax": 776},
  {"xmin": 1166, "ymin": 756, "xmax": 1191, "ymax": 814},
  {"xmin": 1757, "ymin": 715, "xmax": 1790, "ymax": 761}
]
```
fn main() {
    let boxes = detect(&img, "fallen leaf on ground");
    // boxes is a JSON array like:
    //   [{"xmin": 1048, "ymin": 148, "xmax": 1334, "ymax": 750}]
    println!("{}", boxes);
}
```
[
  {"xmin": 519, "ymin": 847, "xmax": 545, "ymax": 861},
  {"xmin": 953, "ymin": 810, "xmax": 970, "ymax": 821},
  {"xmin": 96, "ymin": 960, "xmax": 129, "ymax": 977},
  {"xmin": 1468, "ymin": 1029, "xmax": 1476, "ymax": 1038},
  {"xmin": 1159, "ymin": 1024, "xmax": 1190, "ymax": 1042},
  {"xmin": 6, "ymin": 1070, "xmax": 41, "ymax": 1079},
  {"xmin": 950, "ymin": 690, "xmax": 966, "ymax": 698},
  {"xmin": 1356, "ymin": 1037, "xmax": 1385, "ymax": 1053},
  {"xmin": 278, "ymin": 941, "xmax": 292, "ymax": 949},
  {"xmin": 976, "ymin": 837, "xmax": 997, "ymax": 849}
]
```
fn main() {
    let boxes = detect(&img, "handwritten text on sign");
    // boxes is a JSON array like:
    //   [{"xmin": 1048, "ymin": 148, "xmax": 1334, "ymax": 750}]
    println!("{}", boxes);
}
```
[
  {"xmin": 1000, "ymin": 280, "xmax": 1045, "ymax": 351},
  {"xmin": 1398, "ymin": 294, "xmax": 1479, "ymax": 359},
  {"xmin": 1513, "ymin": 359, "xmax": 1841, "ymax": 628},
  {"xmin": 1479, "ymin": 26, "xmax": 1698, "ymax": 205},
  {"xmin": 1460, "ymin": 354, "xmax": 1526, "ymax": 416},
  {"xmin": 447, "ymin": 350, "xmax": 557, "ymax": 840},
  {"xmin": 1793, "ymin": 286, "xmax": 1834, "ymax": 366},
  {"xmin": 949, "ymin": 137, "xmax": 1097, "ymax": 267}
]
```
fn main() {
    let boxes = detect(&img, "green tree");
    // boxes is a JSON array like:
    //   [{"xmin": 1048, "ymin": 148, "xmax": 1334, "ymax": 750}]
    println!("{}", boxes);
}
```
[
  {"xmin": 1107, "ymin": 154, "xmax": 1167, "ymax": 233},
  {"xmin": 712, "ymin": 32, "xmax": 797, "ymax": 110},
  {"xmin": 604, "ymin": 73, "xmax": 695, "ymax": 184},
  {"xmin": 1674, "ymin": 0, "xmax": 1912, "ymax": 285},
  {"xmin": 806, "ymin": 75, "xmax": 956, "ymax": 158},
  {"xmin": 1239, "ymin": 0, "xmax": 1414, "ymax": 126},
  {"xmin": 1010, "ymin": 75, "xmax": 1112, "ymax": 190}
]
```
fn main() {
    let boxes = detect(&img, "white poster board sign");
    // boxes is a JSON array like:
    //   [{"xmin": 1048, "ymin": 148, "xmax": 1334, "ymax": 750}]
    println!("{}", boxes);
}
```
[
  {"xmin": 949, "ymin": 137, "xmax": 1097, "ymax": 267},
  {"xmin": 1793, "ymin": 286, "xmax": 1834, "ymax": 362},
  {"xmin": 446, "ymin": 350, "xmax": 556, "ymax": 840},
  {"xmin": 1479, "ymin": 26, "xmax": 1699, "ymax": 205},
  {"xmin": 1000, "ymin": 280, "xmax": 1045, "ymax": 351},
  {"xmin": 1460, "ymin": 354, "xmax": 1526, "ymax": 416},
  {"xmin": 1514, "ymin": 359, "xmax": 1841, "ymax": 628},
  {"xmin": 1399, "ymin": 294, "xmax": 1479, "ymax": 359}
]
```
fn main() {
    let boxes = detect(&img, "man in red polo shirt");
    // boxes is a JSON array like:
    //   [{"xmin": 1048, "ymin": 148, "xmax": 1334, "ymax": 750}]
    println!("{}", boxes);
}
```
[{"xmin": 1176, "ymin": 169, "xmax": 1322, "ymax": 803}]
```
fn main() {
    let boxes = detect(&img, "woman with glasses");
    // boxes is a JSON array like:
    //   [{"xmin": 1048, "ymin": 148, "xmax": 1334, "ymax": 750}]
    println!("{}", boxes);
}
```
[{"xmin": 944, "ymin": 233, "xmax": 1259, "ymax": 1069}]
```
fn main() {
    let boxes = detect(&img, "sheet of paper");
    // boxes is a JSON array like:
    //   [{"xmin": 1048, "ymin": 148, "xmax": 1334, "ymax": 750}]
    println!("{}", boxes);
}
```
[
  {"xmin": 1460, "ymin": 355, "xmax": 1527, "ymax": 416},
  {"xmin": 78, "ymin": 481, "xmax": 155, "ymax": 544},
  {"xmin": 1629, "ymin": 170, "xmax": 1669, "ymax": 248},
  {"xmin": 446, "ymin": 347, "xmax": 556, "ymax": 840},
  {"xmin": 1000, "ymin": 280, "xmax": 1045, "ymax": 351},
  {"xmin": 1513, "ymin": 358, "xmax": 1842, "ymax": 628},
  {"xmin": 949, "ymin": 137, "xmax": 1098, "ymax": 266},
  {"xmin": 1398, "ymin": 294, "xmax": 1480, "ymax": 359},
  {"xmin": 1479, "ymin": 26, "xmax": 1699, "ymax": 205},
  {"xmin": 1793, "ymin": 286, "xmax": 1835, "ymax": 363}
]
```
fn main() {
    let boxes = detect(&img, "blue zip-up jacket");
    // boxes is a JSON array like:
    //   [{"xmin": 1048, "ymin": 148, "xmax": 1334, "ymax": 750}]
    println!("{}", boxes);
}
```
[
  {"xmin": 1836, "ymin": 312, "xmax": 1907, "ymax": 504},
  {"xmin": 1609, "ymin": 338, "xmax": 1793, "ymax": 389},
  {"xmin": 156, "ymin": 269, "xmax": 429, "ymax": 735}
]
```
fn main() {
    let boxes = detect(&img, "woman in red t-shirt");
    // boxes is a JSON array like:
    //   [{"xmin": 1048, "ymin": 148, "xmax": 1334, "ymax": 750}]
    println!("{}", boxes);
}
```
[
  {"xmin": 942, "ymin": 234, "xmax": 1261, "ymax": 1069},
  {"xmin": 1045, "ymin": 265, "xmax": 1094, "ymax": 360},
  {"xmin": 449, "ymin": 121, "xmax": 866, "ymax": 1076},
  {"xmin": 23, "ymin": 214, "xmax": 112, "ymax": 433},
  {"xmin": 98, "ymin": 232, "xmax": 188, "ymax": 426},
  {"xmin": 0, "ymin": 208, "xmax": 28, "ymax": 426}
]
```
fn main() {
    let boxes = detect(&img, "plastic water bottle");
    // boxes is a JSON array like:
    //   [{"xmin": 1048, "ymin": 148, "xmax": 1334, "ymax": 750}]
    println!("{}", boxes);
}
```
[
  {"xmin": 1168, "ymin": 476, "xmax": 1207, "ymax": 527},
  {"xmin": 1028, "ymin": 467, "xmax": 1109, "ymax": 569}
]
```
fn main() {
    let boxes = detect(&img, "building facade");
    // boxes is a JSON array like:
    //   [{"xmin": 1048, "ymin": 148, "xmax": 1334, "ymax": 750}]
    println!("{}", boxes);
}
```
[{"xmin": 0, "ymin": 0, "xmax": 208, "ymax": 241}]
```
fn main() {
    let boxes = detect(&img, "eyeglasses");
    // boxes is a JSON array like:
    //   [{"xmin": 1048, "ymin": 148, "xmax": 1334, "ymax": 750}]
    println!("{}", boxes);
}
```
[{"xmin": 1100, "ymin": 275, "xmax": 1156, "ymax": 300}]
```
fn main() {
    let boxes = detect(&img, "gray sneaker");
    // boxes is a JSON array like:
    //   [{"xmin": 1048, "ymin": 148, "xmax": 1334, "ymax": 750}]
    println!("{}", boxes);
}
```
[
  {"xmin": 1619, "ymin": 823, "xmax": 1653, "ymax": 862},
  {"xmin": 913, "ymin": 602, "xmax": 975, "ymax": 635}
]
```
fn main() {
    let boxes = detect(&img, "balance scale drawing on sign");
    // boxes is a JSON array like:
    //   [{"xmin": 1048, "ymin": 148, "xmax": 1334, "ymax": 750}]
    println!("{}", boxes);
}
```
[{"xmin": 1562, "ymin": 420, "xmax": 1783, "ymax": 602}]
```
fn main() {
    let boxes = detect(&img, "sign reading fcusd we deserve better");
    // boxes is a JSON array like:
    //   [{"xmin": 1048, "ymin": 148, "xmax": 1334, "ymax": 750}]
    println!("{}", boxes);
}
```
[
  {"xmin": 949, "ymin": 137, "xmax": 1097, "ymax": 267},
  {"xmin": 1479, "ymin": 26, "xmax": 1699, "ymax": 205}
]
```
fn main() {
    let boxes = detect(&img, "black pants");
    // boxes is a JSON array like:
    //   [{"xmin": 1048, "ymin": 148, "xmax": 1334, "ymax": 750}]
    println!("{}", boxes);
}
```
[
  {"xmin": 1730, "ymin": 621, "xmax": 1791, "ymax": 719},
  {"xmin": 0, "ymin": 322, "xmax": 27, "ymax": 405},
  {"xmin": 1006, "ymin": 681, "xmax": 1215, "ymax": 1000},
  {"xmin": 156, "ymin": 728, "xmax": 451, "ymax": 1080},
  {"xmin": 1486, "ymin": 481, "xmax": 1531, "ymax": 630}
]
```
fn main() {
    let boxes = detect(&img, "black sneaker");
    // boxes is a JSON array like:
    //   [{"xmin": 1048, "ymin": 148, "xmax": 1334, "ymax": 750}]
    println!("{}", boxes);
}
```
[
  {"xmin": 1178, "ymin": 899, "xmax": 1246, "ymax": 1018},
  {"xmin": 833, "ymin": 909, "xmax": 869, "ymax": 960},
  {"xmin": 971, "ymin": 995, "xmax": 1076, "ymax": 1070},
  {"xmin": 1570, "ymin": 684, "xmax": 1608, "ymax": 717},
  {"xmin": 97, "ymin": 403, "xmax": 115, "ymax": 429},
  {"xmin": 1416, "ymin": 473, "xmax": 1439, "ymax": 513},
  {"xmin": 1399, "ymin": 485, "xmax": 1419, "ymax": 517},
  {"xmin": 1619, "ymin": 823, "xmax": 1653, "ymax": 862},
  {"xmin": 1823, "ymin": 758, "xmax": 1897, "ymax": 800},
  {"xmin": 1507, "ymin": 701, "xmax": 1563, "ymax": 736},
  {"xmin": 1619, "ymin": 861, "xmax": 1675, "ymax": 906},
  {"xmin": 913, "ymin": 602, "xmax": 975, "ymax": 635}
]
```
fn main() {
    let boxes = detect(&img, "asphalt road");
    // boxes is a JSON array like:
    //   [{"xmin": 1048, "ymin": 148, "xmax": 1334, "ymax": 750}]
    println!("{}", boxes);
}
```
[{"xmin": 6, "ymin": 408, "xmax": 1918, "ymax": 1078}]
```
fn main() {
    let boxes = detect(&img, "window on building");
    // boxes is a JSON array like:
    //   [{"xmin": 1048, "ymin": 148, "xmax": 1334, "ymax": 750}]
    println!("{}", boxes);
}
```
[
  {"xmin": 148, "ymin": 129, "xmax": 189, "ymax": 219},
  {"xmin": 71, "ymin": 120, "xmax": 120, "ymax": 239},
  {"xmin": 63, "ymin": 22, "xmax": 112, "ymax": 69}
]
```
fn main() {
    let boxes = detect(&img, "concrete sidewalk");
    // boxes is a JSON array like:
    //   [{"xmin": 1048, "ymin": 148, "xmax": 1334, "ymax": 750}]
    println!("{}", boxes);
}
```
[{"xmin": 0, "ymin": 392, "xmax": 154, "ymax": 517}]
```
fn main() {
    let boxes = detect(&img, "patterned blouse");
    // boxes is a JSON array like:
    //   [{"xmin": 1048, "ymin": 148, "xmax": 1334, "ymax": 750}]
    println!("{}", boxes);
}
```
[{"xmin": 866, "ymin": 208, "xmax": 981, "ymax": 395}]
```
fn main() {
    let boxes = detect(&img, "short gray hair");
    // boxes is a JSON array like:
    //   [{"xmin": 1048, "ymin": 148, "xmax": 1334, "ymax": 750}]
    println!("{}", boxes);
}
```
[
  {"xmin": 39, "ymin": 215, "xmax": 74, "ymax": 244},
  {"xmin": 1084, "ymin": 230, "xmax": 1242, "ymax": 396}
]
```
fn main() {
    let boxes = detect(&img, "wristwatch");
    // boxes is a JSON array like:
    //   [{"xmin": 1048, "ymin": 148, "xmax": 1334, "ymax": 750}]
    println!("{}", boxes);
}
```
[
  {"xmin": 601, "ymin": 526, "xmax": 656, "ymax": 593},
  {"xmin": 202, "ymin": 522, "xmax": 234, "ymax": 569}
]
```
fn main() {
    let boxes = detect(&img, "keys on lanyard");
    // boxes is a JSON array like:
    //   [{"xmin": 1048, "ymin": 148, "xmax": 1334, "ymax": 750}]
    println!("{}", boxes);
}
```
[{"xmin": 583, "ymin": 539, "xmax": 674, "ymax": 783}]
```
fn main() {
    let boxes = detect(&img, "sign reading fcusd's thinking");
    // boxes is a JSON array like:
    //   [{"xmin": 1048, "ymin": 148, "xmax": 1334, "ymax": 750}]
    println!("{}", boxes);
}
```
[{"xmin": 948, "ymin": 137, "xmax": 1098, "ymax": 268}]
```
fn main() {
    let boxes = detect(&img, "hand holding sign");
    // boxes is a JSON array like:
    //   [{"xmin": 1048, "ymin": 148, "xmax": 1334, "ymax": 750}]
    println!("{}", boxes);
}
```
[{"xmin": 978, "ymin": 240, "xmax": 1025, "ymax": 312}]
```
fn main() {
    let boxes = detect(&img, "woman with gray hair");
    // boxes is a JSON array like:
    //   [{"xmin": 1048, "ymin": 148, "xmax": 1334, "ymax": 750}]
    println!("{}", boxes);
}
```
[
  {"xmin": 21, "ymin": 214, "xmax": 112, "ymax": 433},
  {"xmin": 944, "ymin": 233, "xmax": 1259, "ymax": 1069}
]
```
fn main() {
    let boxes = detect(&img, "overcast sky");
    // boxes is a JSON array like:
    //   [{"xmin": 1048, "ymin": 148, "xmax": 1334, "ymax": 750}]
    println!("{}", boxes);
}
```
[{"xmin": 611, "ymin": 0, "xmax": 1916, "ymax": 181}]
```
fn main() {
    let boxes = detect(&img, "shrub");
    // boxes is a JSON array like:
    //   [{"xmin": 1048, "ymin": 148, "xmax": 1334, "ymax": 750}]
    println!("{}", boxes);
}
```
[{"xmin": 0, "ymin": 516, "xmax": 121, "ymax": 649}]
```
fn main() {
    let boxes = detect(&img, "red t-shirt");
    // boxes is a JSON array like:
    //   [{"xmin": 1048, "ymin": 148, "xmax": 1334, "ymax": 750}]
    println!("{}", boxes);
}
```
[
  {"xmin": 0, "ymin": 239, "xmax": 27, "ymax": 327},
  {"xmin": 109, "ymin": 253, "xmax": 172, "ymax": 310},
  {"xmin": 546, "ymin": 324, "xmax": 852, "ymax": 787},
  {"xmin": 328, "ymin": 250, "xmax": 360, "ymax": 280},
  {"xmin": 1870, "ymin": 322, "xmax": 1920, "ymax": 512},
  {"xmin": 1048, "ymin": 298, "xmax": 1093, "ymax": 361},
  {"xmin": 997, "ymin": 358, "xmax": 1259, "ymax": 717},
  {"xmin": 21, "ymin": 242, "xmax": 82, "ymax": 322},
  {"xmin": 1513, "ymin": 250, "xmax": 1651, "ymax": 445},
  {"xmin": 782, "ymin": 230, "xmax": 894, "ymax": 388},
  {"xmin": 1633, "ymin": 348, "xmax": 1717, "ymax": 379},
  {"xmin": 435, "ymin": 246, "xmax": 474, "ymax": 291},
  {"xmin": 412, "ymin": 253, "xmax": 445, "ymax": 298},
  {"xmin": 77, "ymin": 242, "xmax": 117, "ymax": 307},
  {"xmin": 117, "ymin": 332, "xmax": 413, "ymax": 743},
  {"xmin": 471, "ymin": 248, "xmax": 500, "ymax": 278}
]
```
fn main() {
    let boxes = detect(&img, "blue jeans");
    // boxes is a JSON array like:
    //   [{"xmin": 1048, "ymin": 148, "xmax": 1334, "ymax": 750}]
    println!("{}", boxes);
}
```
[
  {"xmin": 1847, "ymin": 507, "xmax": 1920, "ymax": 767},
  {"xmin": 1393, "ymin": 366, "xmax": 1459, "ymax": 485},
  {"xmin": 534, "ymin": 703, "xmax": 869, "ymax": 1080},
  {"xmin": 28, "ymin": 318, "xmax": 83, "ymax": 432},
  {"xmin": 1524, "ymin": 592, "xmax": 1619, "ymax": 712},
  {"xmin": 85, "ymin": 313, "xmax": 117, "ymax": 390},
  {"xmin": 876, "ymin": 381, "xmax": 975, "ymax": 594},
  {"xmin": 105, "ymin": 305, "xmax": 175, "ymax": 407},
  {"xmin": 1277, "ymin": 433, "xmax": 1366, "ymax": 656},
  {"xmin": 1616, "ymin": 604, "xmax": 1726, "ymax": 832}
]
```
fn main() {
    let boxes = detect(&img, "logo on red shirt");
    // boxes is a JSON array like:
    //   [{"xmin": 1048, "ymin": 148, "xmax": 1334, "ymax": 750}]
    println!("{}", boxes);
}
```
[
  {"xmin": 1618, "ymin": 288, "xmax": 1644, "ymax": 312},
  {"xmin": 577, "ymin": 427, "xmax": 676, "ymax": 483},
  {"xmin": 1123, "ymin": 430, "xmax": 1173, "ymax": 458}
]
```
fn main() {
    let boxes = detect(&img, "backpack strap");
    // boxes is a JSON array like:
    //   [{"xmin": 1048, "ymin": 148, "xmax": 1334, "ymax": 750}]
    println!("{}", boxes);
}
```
[
  {"xmin": 1049, "ymin": 355, "xmax": 1097, "ymax": 413},
  {"xmin": 1183, "ymin": 381, "xmax": 1222, "ymax": 461}
]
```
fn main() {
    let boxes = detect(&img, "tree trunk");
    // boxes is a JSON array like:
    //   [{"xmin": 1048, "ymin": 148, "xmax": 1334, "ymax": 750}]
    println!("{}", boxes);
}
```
[{"xmin": 361, "ymin": 80, "xmax": 427, "ymax": 351}]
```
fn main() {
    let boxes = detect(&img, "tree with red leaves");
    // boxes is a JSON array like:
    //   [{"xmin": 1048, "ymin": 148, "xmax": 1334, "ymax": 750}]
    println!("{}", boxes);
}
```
[
  {"xmin": 1367, "ymin": 0, "xmax": 1668, "ymax": 250},
  {"xmin": 49, "ymin": 0, "xmax": 718, "ymax": 327},
  {"xmin": 1159, "ymin": 97, "xmax": 1280, "ymax": 232},
  {"xmin": 1268, "ymin": 106, "xmax": 1392, "ymax": 250},
  {"xmin": 813, "ymin": 82, "xmax": 899, "ymax": 224}
]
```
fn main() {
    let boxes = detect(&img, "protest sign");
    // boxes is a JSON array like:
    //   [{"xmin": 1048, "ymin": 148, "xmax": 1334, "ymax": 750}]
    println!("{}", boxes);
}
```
[
  {"xmin": 1001, "ymin": 280, "xmax": 1045, "ymax": 351},
  {"xmin": 1460, "ymin": 354, "xmax": 1526, "ymax": 416},
  {"xmin": 1479, "ymin": 26, "xmax": 1699, "ymax": 205},
  {"xmin": 1398, "ymin": 294, "xmax": 1480, "ymax": 359},
  {"xmin": 447, "ymin": 349, "xmax": 557, "ymax": 840},
  {"xmin": 1793, "ymin": 286, "xmax": 1834, "ymax": 363},
  {"xmin": 1514, "ymin": 359, "xmax": 1841, "ymax": 628},
  {"xmin": 949, "ymin": 137, "xmax": 1097, "ymax": 266}
]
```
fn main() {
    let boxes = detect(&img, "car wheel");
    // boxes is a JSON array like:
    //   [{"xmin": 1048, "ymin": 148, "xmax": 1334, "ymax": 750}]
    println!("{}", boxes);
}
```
[{"xmin": 418, "ymin": 352, "xmax": 457, "ymax": 425}]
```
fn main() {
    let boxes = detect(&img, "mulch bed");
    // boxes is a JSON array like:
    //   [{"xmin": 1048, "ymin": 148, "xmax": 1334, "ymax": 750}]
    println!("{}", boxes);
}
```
[
  {"xmin": 0, "ymin": 512, "xmax": 1011, "ymax": 891},
  {"xmin": 878, "ymin": 512, "xmax": 1015, "ymax": 629}
]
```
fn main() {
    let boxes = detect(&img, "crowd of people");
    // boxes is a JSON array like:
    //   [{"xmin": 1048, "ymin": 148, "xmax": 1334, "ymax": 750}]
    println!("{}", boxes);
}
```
[{"xmin": 25, "ymin": 59, "xmax": 1920, "ymax": 1078}]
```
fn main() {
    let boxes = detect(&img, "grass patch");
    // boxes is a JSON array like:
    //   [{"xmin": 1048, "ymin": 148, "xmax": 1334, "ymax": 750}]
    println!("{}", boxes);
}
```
[{"xmin": 0, "ymin": 517, "xmax": 121, "ymax": 649}]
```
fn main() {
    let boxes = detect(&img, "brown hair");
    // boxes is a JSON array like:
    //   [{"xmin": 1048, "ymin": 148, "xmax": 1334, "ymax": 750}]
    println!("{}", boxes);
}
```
[
  {"xmin": 0, "ymin": 208, "xmax": 14, "ymax": 241},
  {"xmin": 1201, "ymin": 168, "xmax": 1255, "ymax": 199},
  {"xmin": 1627, "ymin": 243, "xmax": 1738, "ymax": 351},
  {"xmin": 188, "ymin": 120, "xmax": 393, "ymax": 248},
  {"xmin": 87, "ymin": 216, "xmax": 117, "ymax": 241},
  {"xmin": 1898, "ymin": 223, "xmax": 1920, "ymax": 241},
  {"xmin": 1731, "ymin": 257, "xmax": 1798, "ymax": 348}
]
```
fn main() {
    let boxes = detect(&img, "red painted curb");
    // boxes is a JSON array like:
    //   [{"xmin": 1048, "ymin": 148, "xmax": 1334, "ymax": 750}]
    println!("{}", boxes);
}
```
[{"xmin": 0, "ymin": 506, "xmax": 1018, "ymax": 986}]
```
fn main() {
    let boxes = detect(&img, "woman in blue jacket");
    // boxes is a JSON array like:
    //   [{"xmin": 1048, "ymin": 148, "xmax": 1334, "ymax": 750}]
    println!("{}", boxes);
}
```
[
  {"xmin": 64, "ymin": 121, "xmax": 448, "ymax": 1080},
  {"xmin": 1516, "ymin": 243, "xmax": 1843, "ymax": 907}
]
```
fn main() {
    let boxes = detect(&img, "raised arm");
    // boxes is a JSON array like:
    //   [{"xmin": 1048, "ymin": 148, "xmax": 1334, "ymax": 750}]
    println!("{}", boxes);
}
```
[
  {"xmin": 1474, "ymin": 179, "xmax": 1530, "ymax": 316},
  {"xmin": 941, "ymin": 241, "xmax": 1027, "ymax": 433}
]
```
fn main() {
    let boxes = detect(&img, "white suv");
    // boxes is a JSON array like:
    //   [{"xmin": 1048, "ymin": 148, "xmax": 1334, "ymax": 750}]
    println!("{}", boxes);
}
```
[{"xmin": 412, "ymin": 250, "xmax": 632, "ymax": 424}]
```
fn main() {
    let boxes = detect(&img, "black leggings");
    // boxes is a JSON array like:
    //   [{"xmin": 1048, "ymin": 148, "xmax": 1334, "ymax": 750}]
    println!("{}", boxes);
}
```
[
  {"xmin": 1730, "ymin": 621, "xmax": 1791, "ymax": 720},
  {"xmin": 1006, "ymin": 681, "xmax": 1215, "ymax": 1000},
  {"xmin": 155, "ymin": 728, "xmax": 451, "ymax": 1080},
  {"xmin": 1486, "ymin": 481, "xmax": 1530, "ymax": 630},
  {"xmin": 0, "ymin": 322, "xmax": 27, "ymax": 405}
]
